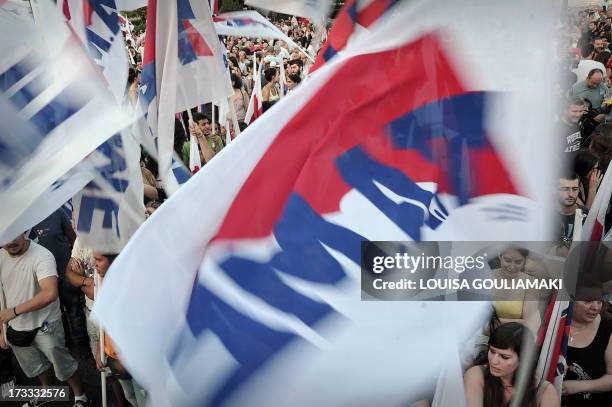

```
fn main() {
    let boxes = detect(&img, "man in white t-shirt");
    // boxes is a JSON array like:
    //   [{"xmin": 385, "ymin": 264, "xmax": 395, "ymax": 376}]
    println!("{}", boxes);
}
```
[{"xmin": 0, "ymin": 233, "xmax": 90, "ymax": 407}]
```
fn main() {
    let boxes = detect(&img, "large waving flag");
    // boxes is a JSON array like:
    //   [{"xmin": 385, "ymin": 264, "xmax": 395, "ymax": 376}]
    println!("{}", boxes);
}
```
[
  {"xmin": 214, "ymin": 10, "xmax": 303, "ymax": 51},
  {"xmin": 59, "ymin": 0, "xmax": 128, "ymax": 101},
  {"xmin": 245, "ymin": 0, "xmax": 332, "ymax": 27},
  {"xmin": 52, "ymin": 0, "xmax": 146, "ymax": 251},
  {"xmin": 139, "ymin": 0, "xmax": 231, "ymax": 193},
  {"xmin": 72, "ymin": 128, "xmax": 145, "ymax": 253},
  {"xmin": 94, "ymin": 0, "xmax": 558, "ymax": 405},
  {"xmin": 312, "ymin": 0, "xmax": 401, "ymax": 72},
  {"xmin": 0, "ymin": 1, "xmax": 132, "ymax": 243}
]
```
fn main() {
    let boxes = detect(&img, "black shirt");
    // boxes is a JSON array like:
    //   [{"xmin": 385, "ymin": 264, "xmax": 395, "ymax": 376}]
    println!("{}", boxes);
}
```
[
  {"xmin": 563, "ymin": 318, "xmax": 612, "ymax": 406},
  {"xmin": 29, "ymin": 209, "xmax": 73, "ymax": 275},
  {"xmin": 558, "ymin": 120, "xmax": 582, "ymax": 154}
]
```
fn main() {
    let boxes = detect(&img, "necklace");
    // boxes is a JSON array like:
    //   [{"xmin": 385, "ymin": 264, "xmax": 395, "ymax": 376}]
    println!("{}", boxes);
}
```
[{"xmin": 569, "ymin": 324, "xmax": 586, "ymax": 343}]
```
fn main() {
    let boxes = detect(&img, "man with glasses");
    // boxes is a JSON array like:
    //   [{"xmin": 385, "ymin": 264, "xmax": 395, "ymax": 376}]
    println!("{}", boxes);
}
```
[{"xmin": 556, "ymin": 172, "xmax": 588, "ymax": 257}]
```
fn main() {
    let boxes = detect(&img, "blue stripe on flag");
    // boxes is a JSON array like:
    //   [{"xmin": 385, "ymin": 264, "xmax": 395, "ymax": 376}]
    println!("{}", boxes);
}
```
[{"xmin": 323, "ymin": 45, "xmax": 337, "ymax": 62}]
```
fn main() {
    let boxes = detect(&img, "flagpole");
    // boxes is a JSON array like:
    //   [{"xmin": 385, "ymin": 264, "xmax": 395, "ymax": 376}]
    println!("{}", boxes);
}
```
[
  {"xmin": 94, "ymin": 270, "xmax": 108, "ymax": 407},
  {"xmin": 211, "ymin": 100, "xmax": 216, "ymax": 139},
  {"xmin": 228, "ymin": 96, "xmax": 241, "ymax": 139},
  {"xmin": 278, "ymin": 56, "xmax": 286, "ymax": 98}
]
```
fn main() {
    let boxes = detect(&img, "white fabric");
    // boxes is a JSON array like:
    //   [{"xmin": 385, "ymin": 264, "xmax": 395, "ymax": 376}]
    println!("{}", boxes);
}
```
[
  {"xmin": 0, "ymin": 242, "xmax": 62, "ymax": 331},
  {"xmin": 245, "ymin": 0, "xmax": 332, "ymax": 26},
  {"xmin": 94, "ymin": 0, "xmax": 559, "ymax": 405},
  {"xmin": 0, "ymin": 1, "xmax": 132, "ymax": 245}
]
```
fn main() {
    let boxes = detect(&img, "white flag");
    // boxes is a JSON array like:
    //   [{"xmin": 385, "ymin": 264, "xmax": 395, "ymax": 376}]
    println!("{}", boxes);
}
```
[{"xmin": 246, "ymin": 0, "xmax": 332, "ymax": 26}]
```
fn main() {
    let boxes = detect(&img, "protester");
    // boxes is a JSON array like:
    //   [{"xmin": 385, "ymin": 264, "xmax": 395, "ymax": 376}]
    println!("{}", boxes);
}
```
[
  {"xmin": 287, "ymin": 73, "xmax": 302, "ymax": 91},
  {"xmin": 464, "ymin": 323, "xmax": 559, "ymax": 407},
  {"xmin": 556, "ymin": 171, "xmax": 588, "ymax": 256},
  {"xmin": 574, "ymin": 149, "xmax": 603, "ymax": 209},
  {"xmin": 145, "ymin": 201, "xmax": 161, "ymax": 219},
  {"xmin": 489, "ymin": 248, "xmax": 541, "ymax": 335},
  {"xmin": 29, "ymin": 209, "xmax": 90, "ymax": 359},
  {"xmin": 562, "ymin": 274, "xmax": 612, "ymax": 406},
  {"xmin": 66, "ymin": 246, "xmax": 129, "ymax": 407},
  {"xmin": 230, "ymin": 73, "xmax": 249, "ymax": 128},
  {"xmin": 0, "ymin": 233, "xmax": 90, "ymax": 407},
  {"xmin": 570, "ymin": 68, "xmax": 608, "ymax": 109},
  {"xmin": 262, "ymin": 67, "xmax": 280, "ymax": 112},
  {"xmin": 560, "ymin": 96, "xmax": 586, "ymax": 154},
  {"xmin": 90, "ymin": 252, "xmax": 148, "ymax": 407},
  {"xmin": 182, "ymin": 113, "xmax": 216, "ymax": 166}
]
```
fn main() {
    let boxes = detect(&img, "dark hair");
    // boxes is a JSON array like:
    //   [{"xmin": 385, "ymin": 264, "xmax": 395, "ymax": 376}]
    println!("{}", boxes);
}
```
[
  {"xmin": 560, "ymin": 169, "xmax": 580, "ymax": 181},
  {"xmin": 174, "ymin": 118, "xmax": 187, "ymax": 156},
  {"xmin": 228, "ymin": 56, "xmax": 239, "ymax": 69},
  {"xmin": 503, "ymin": 247, "xmax": 529, "ymax": 259},
  {"xmin": 231, "ymin": 73, "xmax": 243, "ymax": 90},
  {"xmin": 102, "ymin": 253, "xmax": 119, "ymax": 264},
  {"xmin": 288, "ymin": 58, "xmax": 303, "ymax": 68},
  {"xmin": 484, "ymin": 323, "xmax": 537, "ymax": 407},
  {"xmin": 589, "ymin": 124, "xmax": 612, "ymax": 172},
  {"xmin": 146, "ymin": 201, "xmax": 161, "ymax": 210},
  {"xmin": 287, "ymin": 73, "xmax": 301, "ymax": 85},
  {"xmin": 574, "ymin": 149, "xmax": 600, "ymax": 179},
  {"xmin": 192, "ymin": 112, "xmax": 209, "ymax": 124},
  {"xmin": 594, "ymin": 36, "xmax": 608, "ymax": 42},
  {"xmin": 264, "ymin": 67, "xmax": 277, "ymax": 82},
  {"xmin": 575, "ymin": 273, "xmax": 604, "ymax": 301},
  {"xmin": 127, "ymin": 67, "xmax": 138, "ymax": 85},
  {"xmin": 587, "ymin": 68, "xmax": 604, "ymax": 79}
]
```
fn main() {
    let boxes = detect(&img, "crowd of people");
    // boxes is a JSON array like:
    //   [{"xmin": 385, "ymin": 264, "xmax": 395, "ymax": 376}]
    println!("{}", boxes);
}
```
[
  {"xmin": 0, "ymin": 11, "xmax": 324, "ymax": 407},
  {"xmin": 4, "ymin": 3, "xmax": 612, "ymax": 407},
  {"xmin": 458, "ymin": 5, "xmax": 612, "ymax": 407}
]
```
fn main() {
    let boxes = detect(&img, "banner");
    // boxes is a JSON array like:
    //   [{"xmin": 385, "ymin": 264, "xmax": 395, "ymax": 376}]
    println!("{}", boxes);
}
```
[
  {"xmin": 94, "ymin": 0, "xmax": 559, "ymax": 405},
  {"xmin": 311, "ymin": 0, "xmax": 400, "ymax": 72},
  {"xmin": 60, "ymin": 0, "xmax": 128, "ymax": 102},
  {"xmin": 139, "ymin": 0, "xmax": 231, "ymax": 193},
  {"xmin": 245, "ymin": 0, "xmax": 332, "ymax": 26},
  {"xmin": 214, "ymin": 10, "xmax": 302, "ymax": 50},
  {"xmin": 0, "ymin": 1, "xmax": 132, "ymax": 243},
  {"xmin": 72, "ymin": 129, "xmax": 145, "ymax": 253}
]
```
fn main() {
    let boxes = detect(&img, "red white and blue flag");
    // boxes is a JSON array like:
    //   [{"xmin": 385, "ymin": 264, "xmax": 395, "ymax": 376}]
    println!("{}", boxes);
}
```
[
  {"xmin": 536, "ymin": 298, "xmax": 573, "ymax": 394},
  {"xmin": 138, "ymin": 0, "xmax": 231, "ymax": 193},
  {"xmin": 214, "ymin": 10, "xmax": 302, "ymax": 51},
  {"xmin": 312, "ymin": 0, "xmax": 400, "ymax": 72},
  {"xmin": 95, "ymin": 0, "xmax": 558, "ymax": 405},
  {"xmin": 245, "ymin": 0, "xmax": 332, "ymax": 26},
  {"xmin": 0, "ymin": 0, "xmax": 132, "ymax": 244},
  {"xmin": 209, "ymin": 0, "xmax": 218, "ymax": 15},
  {"xmin": 244, "ymin": 56, "xmax": 263, "ymax": 125}
]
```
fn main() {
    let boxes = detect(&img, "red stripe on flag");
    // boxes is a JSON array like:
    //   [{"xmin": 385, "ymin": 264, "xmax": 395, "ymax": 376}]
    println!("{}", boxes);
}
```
[
  {"xmin": 214, "ymin": 34, "xmax": 501, "ymax": 240},
  {"xmin": 546, "ymin": 313, "xmax": 568, "ymax": 383},
  {"xmin": 61, "ymin": 0, "xmax": 71, "ymax": 19},
  {"xmin": 183, "ymin": 20, "xmax": 214, "ymax": 57},
  {"xmin": 83, "ymin": 0, "xmax": 93, "ymax": 26},
  {"xmin": 358, "ymin": 0, "xmax": 392, "ymax": 27},
  {"xmin": 591, "ymin": 219, "xmax": 604, "ymax": 241},
  {"xmin": 537, "ymin": 291, "xmax": 557, "ymax": 346},
  {"xmin": 143, "ymin": 0, "xmax": 157, "ymax": 65}
]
